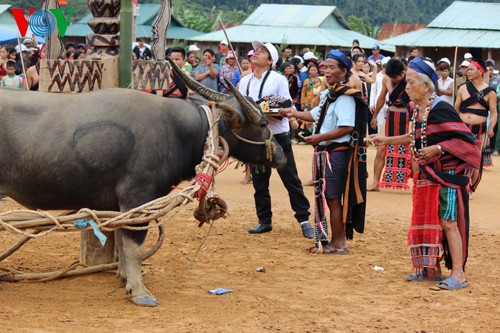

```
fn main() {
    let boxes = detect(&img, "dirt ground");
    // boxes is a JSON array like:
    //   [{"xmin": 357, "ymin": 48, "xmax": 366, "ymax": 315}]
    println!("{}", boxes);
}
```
[{"xmin": 0, "ymin": 145, "xmax": 499, "ymax": 333}]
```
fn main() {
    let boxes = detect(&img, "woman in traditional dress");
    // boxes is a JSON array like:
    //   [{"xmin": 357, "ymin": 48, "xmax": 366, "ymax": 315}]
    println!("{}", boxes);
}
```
[
  {"xmin": 300, "ymin": 64, "xmax": 322, "ymax": 110},
  {"xmin": 371, "ymin": 57, "xmax": 481, "ymax": 290}
]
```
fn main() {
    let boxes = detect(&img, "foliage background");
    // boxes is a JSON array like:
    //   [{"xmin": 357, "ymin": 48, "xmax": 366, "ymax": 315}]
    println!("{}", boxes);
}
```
[{"xmin": 0, "ymin": 0, "xmax": 496, "ymax": 37}]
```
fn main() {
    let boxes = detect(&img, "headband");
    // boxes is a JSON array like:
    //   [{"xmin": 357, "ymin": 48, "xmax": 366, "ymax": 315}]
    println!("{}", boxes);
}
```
[
  {"xmin": 469, "ymin": 60, "xmax": 486, "ymax": 74},
  {"xmin": 409, "ymin": 57, "xmax": 439, "ymax": 85},
  {"xmin": 326, "ymin": 49, "xmax": 352, "ymax": 71}
]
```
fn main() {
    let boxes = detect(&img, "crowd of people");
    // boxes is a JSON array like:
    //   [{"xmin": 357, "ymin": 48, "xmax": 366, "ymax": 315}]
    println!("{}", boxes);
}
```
[
  {"xmin": 0, "ymin": 36, "xmax": 94, "ymax": 91},
  {"xmin": 1, "ymin": 35, "xmax": 499, "ymax": 291},
  {"xmin": 158, "ymin": 39, "xmax": 498, "ymax": 290}
]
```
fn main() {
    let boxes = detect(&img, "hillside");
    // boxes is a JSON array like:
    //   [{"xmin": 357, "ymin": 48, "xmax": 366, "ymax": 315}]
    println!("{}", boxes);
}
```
[
  {"xmin": 164, "ymin": 0, "xmax": 496, "ymax": 26},
  {"xmin": 1, "ymin": 0, "xmax": 497, "ymax": 30}
]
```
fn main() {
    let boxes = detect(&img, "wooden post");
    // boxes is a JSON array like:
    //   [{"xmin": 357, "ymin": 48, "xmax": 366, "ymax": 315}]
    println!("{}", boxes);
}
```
[
  {"xmin": 452, "ymin": 46, "xmax": 458, "ymax": 103},
  {"xmin": 80, "ymin": 231, "xmax": 115, "ymax": 266},
  {"xmin": 77, "ymin": 0, "xmax": 123, "ymax": 266}
]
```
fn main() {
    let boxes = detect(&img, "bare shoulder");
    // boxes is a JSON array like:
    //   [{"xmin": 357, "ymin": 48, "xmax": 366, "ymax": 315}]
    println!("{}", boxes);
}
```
[{"xmin": 349, "ymin": 72, "xmax": 362, "ymax": 90}]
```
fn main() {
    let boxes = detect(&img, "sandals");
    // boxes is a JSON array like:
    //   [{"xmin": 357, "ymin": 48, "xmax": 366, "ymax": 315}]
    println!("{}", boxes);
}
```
[
  {"xmin": 406, "ymin": 268, "xmax": 442, "ymax": 282},
  {"xmin": 322, "ymin": 247, "xmax": 348, "ymax": 255},
  {"xmin": 435, "ymin": 276, "xmax": 468, "ymax": 290},
  {"xmin": 406, "ymin": 273, "xmax": 442, "ymax": 282}
]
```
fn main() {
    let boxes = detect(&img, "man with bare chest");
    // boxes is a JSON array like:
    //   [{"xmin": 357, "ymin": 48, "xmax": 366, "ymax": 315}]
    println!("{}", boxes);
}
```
[{"xmin": 455, "ymin": 58, "xmax": 498, "ymax": 190}]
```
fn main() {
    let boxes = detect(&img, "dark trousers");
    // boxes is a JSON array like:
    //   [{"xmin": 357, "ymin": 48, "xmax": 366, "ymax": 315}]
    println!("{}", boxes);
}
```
[{"xmin": 251, "ymin": 132, "xmax": 310, "ymax": 225}]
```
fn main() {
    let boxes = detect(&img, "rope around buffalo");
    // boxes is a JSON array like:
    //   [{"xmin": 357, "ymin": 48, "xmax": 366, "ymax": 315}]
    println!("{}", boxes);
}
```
[
  {"xmin": 230, "ymin": 129, "xmax": 276, "ymax": 162},
  {"xmin": 0, "ymin": 105, "xmax": 229, "ymax": 282}
]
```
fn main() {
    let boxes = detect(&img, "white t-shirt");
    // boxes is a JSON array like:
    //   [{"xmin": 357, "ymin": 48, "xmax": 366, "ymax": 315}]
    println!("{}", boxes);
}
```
[
  {"xmin": 370, "ymin": 71, "xmax": 388, "ymax": 134},
  {"xmin": 438, "ymin": 76, "xmax": 454, "ymax": 105},
  {"xmin": 238, "ymin": 70, "xmax": 291, "ymax": 135}
]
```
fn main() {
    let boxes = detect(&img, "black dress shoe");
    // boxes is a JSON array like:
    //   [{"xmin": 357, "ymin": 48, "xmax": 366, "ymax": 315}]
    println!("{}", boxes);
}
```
[
  {"xmin": 248, "ymin": 224, "xmax": 272, "ymax": 234},
  {"xmin": 300, "ymin": 222, "xmax": 315, "ymax": 239}
]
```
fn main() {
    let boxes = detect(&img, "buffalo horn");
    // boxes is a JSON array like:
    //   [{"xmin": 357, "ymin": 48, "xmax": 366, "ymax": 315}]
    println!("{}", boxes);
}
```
[
  {"xmin": 166, "ymin": 57, "xmax": 229, "ymax": 102},
  {"xmin": 223, "ymin": 77, "xmax": 262, "ymax": 124}
]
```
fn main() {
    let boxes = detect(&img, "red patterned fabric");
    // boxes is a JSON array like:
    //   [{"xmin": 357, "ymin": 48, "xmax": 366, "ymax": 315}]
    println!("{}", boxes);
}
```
[
  {"xmin": 408, "ymin": 176, "xmax": 442, "ymax": 273},
  {"xmin": 413, "ymin": 100, "xmax": 480, "ymax": 271},
  {"xmin": 380, "ymin": 109, "xmax": 411, "ymax": 190}
]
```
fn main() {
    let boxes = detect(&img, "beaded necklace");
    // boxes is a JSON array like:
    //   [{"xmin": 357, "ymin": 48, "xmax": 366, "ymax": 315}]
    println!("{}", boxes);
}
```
[{"xmin": 409, "ymin": 93, "xmax": 436, "ymax": 157}]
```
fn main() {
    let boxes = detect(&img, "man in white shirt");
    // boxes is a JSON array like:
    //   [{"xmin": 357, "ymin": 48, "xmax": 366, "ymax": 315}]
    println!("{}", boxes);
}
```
[
  {"xmin": 370, "ymin": 58, "xmax": 389, "ymax": 134},
  {"xmin": 437, "ymin": 60, "xmax": 454, "ymax": 105},
  {"xmin": 238, "ymin": 41, "xmax": 313, "ymax": 238}
]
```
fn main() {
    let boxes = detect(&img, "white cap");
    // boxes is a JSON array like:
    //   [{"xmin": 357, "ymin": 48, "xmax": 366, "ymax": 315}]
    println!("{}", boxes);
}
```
[
  {"xmin": 188, "ymin": 44, "xmax": 200, "ymax": 51},
  {"xmin": 464, "ymin": 52, "xmax": 473, "ymax": 60},
  {"xmin": 381, "ymin": 56, "xmax": 391, "ymax": 66},
  {"xmin": 252, "ymin": 40, "xmax": 278, "ymax": 66},
  {"xmin": 292, "ymin": 55, "xmax": 304, "ymax": 64},
  {"xmin": 438, "ymin": 57, "xmax": 451, "ymax": 66},
  {"xmin": 303, "ymin": 51, "xmax": 317, "ymax": 61},
  {"xmin": 15, "ymin": 44, "xmax": 28, "ymax": 53},
  {"xmin": 220, "ymin": 40, "xmax": 228, "ymax": 46},
  {"xmin": 460, "ymin": 60, "xmax": 470, "ymax": 67}
]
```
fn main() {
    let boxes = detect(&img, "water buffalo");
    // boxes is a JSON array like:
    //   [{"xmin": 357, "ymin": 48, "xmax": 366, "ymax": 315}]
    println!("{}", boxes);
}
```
[{"xmin": 0, "ymin": 58, "xmax": 286, "ymax": 306}]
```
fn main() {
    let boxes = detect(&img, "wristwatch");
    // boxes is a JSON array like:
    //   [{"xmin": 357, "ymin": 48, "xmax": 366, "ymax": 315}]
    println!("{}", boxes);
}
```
[{"xmin": 436, "ymin": 144, "xmax": 444, "ymax": 155}]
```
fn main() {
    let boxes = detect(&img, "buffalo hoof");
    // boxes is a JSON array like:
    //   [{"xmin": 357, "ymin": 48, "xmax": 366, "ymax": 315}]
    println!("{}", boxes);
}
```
[{"xmin": 131, "ymin": 295, "xmax": 160, "ymax": 307}]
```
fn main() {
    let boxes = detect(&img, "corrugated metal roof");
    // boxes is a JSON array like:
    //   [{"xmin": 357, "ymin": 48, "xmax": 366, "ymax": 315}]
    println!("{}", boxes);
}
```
[
  {"xmin": 377, "ymin": 23, "xmax": 426, "ymax": 41},
  {"xmin": 65, "ymin": 5, "xmax": 202, "ymax": 40},
  {"xmin": 189, "ymin": 4, "xmax": 393, "ymax": 52},
  {"xmin": 428, "ymin": 1, "xmax": 500, "ymax": 30},
  {"xmin": 243, "ymin": 4, "xmax": 349, "ymax": 29},
  {"xmin": 381, "ymin": 1, "xmax": 500, "ymax": 49},
  {"xmin": 65, "ymin": 23, "xmax": 201, "ymax": 40},
  {"xmin": 189, "ymin": 25, "xmax": 394, "ymax": 52},
  {"xmin": 382, "ymin": 27, "xmax": 500, "ymax": 48},
  {"xmin": 0, "ymin": 5, "xmax": 11, "ymax": 15}
]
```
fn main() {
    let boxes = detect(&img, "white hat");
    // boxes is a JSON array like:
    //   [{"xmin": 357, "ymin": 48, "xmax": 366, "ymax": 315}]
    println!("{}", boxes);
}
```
[
  {"xmin": 15, "ymin": 44, "xmax": 28, "ymax": 53},
  {"xmin": 225, "ymin": 50, "xmax": 236, "ymax": 59},
  {"xmin": 303, "ymin": 51, "xmax": 317, "ymax": 61},
  {"xmin": 460, "ymin": 60, "xmax": 470, "ymax": 67},
  {"xmin": 438, "ymin": 57, "xmax": 451, "ymax": 66},
  {"xmin": 381, "ymin": 56, "xmax": 391, "ymax": 66},
  {"xmin": 464, "ymin": 52, "xmax": 473, "ymax": 60},
  {"xmin": 252, "ymin": 40, "xmax": 278, "ymax": 66},
  {"xmin": 188, "ymin": 44, "xmax": 200, "ymax": 51},
  {"xmin": 220, "ymin": 40, "xmax": 228, "ymax": 46},
  {"xmin": 292, "ymin": 55, "xmax": 304, "ymax": 64},
  {"xmin": 22, "ymin": 38, "xmax": 33, "ymax": 45}
]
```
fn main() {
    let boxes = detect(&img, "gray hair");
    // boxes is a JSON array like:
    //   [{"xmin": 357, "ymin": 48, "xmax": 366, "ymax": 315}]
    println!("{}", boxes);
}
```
[{"xmin": 415, "ymin": 58, "xmax": 436, "ymax": 93}]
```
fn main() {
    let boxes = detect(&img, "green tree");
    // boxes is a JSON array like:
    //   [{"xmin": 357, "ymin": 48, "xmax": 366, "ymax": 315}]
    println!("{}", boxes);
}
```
[{"xmin": 348, "ymin": 15, "xmax": 380, "ymax": 39}]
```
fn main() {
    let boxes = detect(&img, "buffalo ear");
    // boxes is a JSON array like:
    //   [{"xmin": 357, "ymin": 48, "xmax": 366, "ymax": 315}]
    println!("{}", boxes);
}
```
[{"xmin": 216, "ymin": 102, "xmax": 245, "ymax": 129}]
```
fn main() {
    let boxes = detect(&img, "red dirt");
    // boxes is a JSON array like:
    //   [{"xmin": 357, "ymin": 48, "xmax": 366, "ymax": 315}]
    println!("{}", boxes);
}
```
[{"xmin": 1, "ymin": 145, "xmax": 499, "ymax": 332}]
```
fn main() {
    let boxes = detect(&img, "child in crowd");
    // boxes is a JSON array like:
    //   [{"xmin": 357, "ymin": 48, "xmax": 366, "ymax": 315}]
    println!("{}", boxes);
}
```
[{"xmin": 1, "ymin": 60, "xmax": 25, "ymax": 89}]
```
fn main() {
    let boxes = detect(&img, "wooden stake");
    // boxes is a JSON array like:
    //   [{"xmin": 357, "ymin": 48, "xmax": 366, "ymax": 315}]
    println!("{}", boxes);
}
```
[
  {"xmin": 452, "ymin": 46, "xmax": 458, "ymax": 103},
  {"xmin": 218, "ymin": 17, "xmax": 243, "ymax": 74}
]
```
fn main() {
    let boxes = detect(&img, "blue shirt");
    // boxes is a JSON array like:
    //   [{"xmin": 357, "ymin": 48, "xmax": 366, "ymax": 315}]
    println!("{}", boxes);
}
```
[
  {"xmin": 367, "ymin": 54, "xmax": 385, "ymax": 62},
  {"xmin": 309, "ymin": 90, "xmax": 356, "ymax": 145}
]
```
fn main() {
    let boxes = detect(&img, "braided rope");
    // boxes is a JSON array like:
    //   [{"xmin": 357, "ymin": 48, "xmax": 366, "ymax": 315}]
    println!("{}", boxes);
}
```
[
  {"xmin": 230, "ymin": 129, "xmax": 276, "ymax": 162},
  {"xmin": 0, "ymin": 104, "xmax": 229, "ymax": 281}
]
